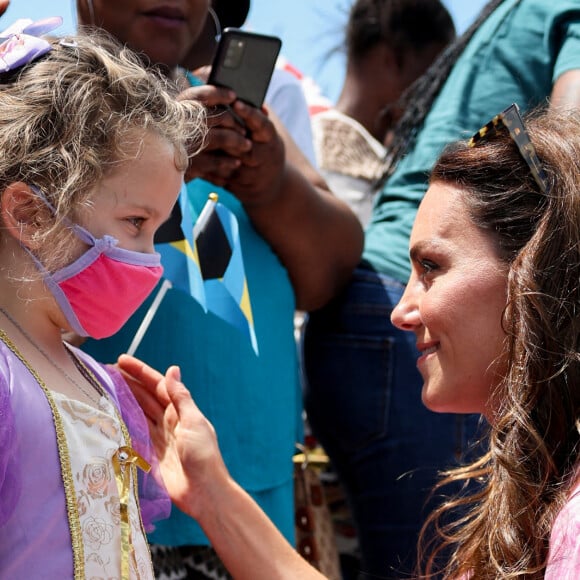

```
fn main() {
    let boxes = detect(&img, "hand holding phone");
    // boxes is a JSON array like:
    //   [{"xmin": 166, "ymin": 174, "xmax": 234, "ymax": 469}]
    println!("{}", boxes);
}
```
[{"xmin": 208, "ymin": 28, "xmax": 282, "ymax": 109}]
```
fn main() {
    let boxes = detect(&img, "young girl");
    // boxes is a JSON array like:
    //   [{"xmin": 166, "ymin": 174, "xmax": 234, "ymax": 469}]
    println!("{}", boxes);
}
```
[{"xmin": 0, "ymin": 23, "xmax": 206, "ymax": 578}]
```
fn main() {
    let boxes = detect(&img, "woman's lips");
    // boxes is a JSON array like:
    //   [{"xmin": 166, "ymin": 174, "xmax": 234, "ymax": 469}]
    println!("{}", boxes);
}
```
[
  {"xmin": 417, "ymin": 343, "xmax": 439, "ymax": 365},
  {"xmin": 142, "ymin": 6, "xmax": 187, "ymax": 28}
]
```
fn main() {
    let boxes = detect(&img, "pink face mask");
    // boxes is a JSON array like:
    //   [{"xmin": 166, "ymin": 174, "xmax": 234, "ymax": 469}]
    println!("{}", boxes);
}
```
[
  {"xmin": 26, "ymin": 187, "xmax": 163, "ymax": 339},
  {"xmin": 43, "ymin": 224, "xmax": 164, "ymax": 339}
]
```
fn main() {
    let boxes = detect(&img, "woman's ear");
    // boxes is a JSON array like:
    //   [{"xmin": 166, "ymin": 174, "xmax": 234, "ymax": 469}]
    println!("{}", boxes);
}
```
[{"xmin": 0, "ymin": 182, "xmax": 50, "ymax": 249}]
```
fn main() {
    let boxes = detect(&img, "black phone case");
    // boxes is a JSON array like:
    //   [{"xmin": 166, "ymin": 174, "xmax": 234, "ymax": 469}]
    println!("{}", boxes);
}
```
[{"xmin": 208, "ymin": 28, "xmax": 282, "ymax": 108}]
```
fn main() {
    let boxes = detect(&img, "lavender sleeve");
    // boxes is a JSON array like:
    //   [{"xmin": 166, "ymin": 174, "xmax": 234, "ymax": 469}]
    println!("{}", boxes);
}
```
[
  {"xmin": 0, "ymin": 365, "xmax": 21, "ymax": 527},
  {"xmin": 105, "ymin": 364, "xmax": 172, "ymax": 531},
  {"xmin": 1, "ymin": 347, "xmax": 172, "ymax": 531}
]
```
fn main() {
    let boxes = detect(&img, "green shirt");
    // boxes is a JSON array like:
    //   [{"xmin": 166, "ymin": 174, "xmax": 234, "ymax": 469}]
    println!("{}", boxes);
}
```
[{"xmin": 364, "ymin": 0, "xmax": 580, "ymax": 282}]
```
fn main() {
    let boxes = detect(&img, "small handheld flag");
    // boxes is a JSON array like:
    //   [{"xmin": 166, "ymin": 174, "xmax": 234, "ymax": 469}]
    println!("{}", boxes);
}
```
[
  {"xmin": 193, "ymin": 194, "xmax": 258, "ymax": 354},
  {"xmin": 151, "ymin": 189, "xmax": 258, "ymax": 354},
  {"xmin": 130, "ymin": 186, "xmax": 258, "ymax": 354}
]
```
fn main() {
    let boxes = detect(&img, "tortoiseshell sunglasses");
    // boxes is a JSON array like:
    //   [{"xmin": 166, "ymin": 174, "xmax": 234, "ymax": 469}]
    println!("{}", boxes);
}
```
[{"xmin": 468, "ymin": 103, "xmax": 549, "ymax": 194}]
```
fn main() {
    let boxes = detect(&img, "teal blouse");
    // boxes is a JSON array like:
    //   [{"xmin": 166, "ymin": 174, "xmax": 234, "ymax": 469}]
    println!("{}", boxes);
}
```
[{"xmin": 364, "ymin": 0, "xmax": 580, "ymax": 283}]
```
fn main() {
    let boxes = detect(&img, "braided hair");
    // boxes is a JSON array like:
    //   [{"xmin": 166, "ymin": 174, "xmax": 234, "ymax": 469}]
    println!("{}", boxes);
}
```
[
  {"xmin": 377, "ymin": 0, "xmax": 512, "ymax": 188},
  {"xmin": 345, "ymin": 0, "xmax": 455, "ymax": 66}
]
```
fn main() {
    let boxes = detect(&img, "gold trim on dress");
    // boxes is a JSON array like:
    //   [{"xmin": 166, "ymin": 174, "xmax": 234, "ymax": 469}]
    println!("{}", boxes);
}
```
[
  {"xmin": 1, "ymin": 331, "xmax": 155, "ymax": 579},
  {"xmin": 70, "ymin": 351, "xmax": 155, "ymax": 580},
  {"xmin": 0, "ymin": 329, "xmax": 86, "ymax": 579}
]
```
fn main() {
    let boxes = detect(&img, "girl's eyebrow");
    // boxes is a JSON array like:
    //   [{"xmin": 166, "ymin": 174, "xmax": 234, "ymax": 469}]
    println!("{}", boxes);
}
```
[{"xmin": 118, "ymin": 200, "xmax": 158, "ymax": 217}]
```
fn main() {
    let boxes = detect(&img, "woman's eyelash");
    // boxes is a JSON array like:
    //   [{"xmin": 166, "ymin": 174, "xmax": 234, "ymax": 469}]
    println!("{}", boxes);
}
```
[{"xmin": 420, "ymin": 259, "xmax": 438, "ymax": 273}]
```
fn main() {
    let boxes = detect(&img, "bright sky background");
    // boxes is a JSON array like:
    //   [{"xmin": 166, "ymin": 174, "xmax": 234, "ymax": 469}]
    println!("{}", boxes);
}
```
[{"xmin": 4, "ymin": 0, "xmax": 486, "ymax": 102}]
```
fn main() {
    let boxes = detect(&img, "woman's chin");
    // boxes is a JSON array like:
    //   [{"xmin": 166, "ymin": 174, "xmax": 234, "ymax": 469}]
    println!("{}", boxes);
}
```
[
  {"xmin": 421, "ymin": 386, "xmax": 462, "ymax": 414},
  {"xmin": 422, "ymin": 387, "xmax": 485, "ymax": 415}
]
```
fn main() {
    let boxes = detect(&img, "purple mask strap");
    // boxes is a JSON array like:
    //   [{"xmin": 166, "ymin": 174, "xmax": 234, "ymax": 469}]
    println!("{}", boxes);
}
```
[{"xmin": 28, "ymin": 184, "xmax": 105, "ymax": 248}]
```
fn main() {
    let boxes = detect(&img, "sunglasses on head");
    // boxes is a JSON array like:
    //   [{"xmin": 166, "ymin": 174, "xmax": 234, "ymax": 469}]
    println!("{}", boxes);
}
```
[{"xmin": 468, "ymin": 103, "xmax": 549, "ymax": 194}]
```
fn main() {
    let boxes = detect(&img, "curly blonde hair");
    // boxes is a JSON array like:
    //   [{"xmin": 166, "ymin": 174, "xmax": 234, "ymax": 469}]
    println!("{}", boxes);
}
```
[
  {"xmin": 0, "ymin": 30, "xmax": 206, "ymax": 270},
  {"xmin": 418, "ymin": 107, "xmax": 580, "ymax": 578}
]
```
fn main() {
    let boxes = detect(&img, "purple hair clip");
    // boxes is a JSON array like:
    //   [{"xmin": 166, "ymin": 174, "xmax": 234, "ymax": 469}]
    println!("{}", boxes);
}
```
[{"xmin": 0, "ymin": 16, "xmax": 63, "ymax": 73}]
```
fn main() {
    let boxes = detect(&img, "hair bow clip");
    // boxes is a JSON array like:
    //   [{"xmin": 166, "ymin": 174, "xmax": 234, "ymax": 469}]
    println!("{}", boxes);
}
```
[{"xmin": 0, "ymin": 16, "xmax": 63, "ymax": 73}]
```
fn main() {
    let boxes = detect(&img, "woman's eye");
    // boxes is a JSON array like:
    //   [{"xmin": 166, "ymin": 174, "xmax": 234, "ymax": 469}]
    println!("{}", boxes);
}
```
[
  {"xmin": 419, "ymin": 260, "xmax": 438, "ymax": 274},
  {"xmin": 419, "ymin": 259, "xmax": 439, "ymax": 276}
]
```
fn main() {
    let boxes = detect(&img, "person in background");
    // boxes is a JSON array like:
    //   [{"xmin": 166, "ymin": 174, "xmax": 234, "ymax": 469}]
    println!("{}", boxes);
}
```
[
  {"xmin": 74, "ymin": 0, "xmax": 363, "ymax": 578},
  {"xmin": 303, "ymin": 0, "xmax": 580, "ymax": 578},
  {"xmin": 308, "ymin": 5, "xmax": 454, "ymax": 573},
  {"xmin": 122, "ymin": 103, "xmax": 580, "ymax": 580},
  {"xmin": 311, "ymin": 0, "xmax": 455, "ymax": 226},
  {"xmin": 182, "ymin": 0, "xmax": 318, "ymax": 166}
]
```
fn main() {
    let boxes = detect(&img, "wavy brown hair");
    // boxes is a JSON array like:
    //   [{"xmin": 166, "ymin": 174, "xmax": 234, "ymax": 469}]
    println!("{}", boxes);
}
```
[
  {"xmin": 418, "ymin": 107, "xmax": 580, "ymax": 578},
  {"xmin": 0, "ymin": 30, "xmax": 206, "ymax": 272}
]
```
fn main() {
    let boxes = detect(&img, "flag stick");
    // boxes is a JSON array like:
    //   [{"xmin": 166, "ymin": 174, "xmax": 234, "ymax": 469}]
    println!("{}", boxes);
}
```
[
  {"xmin": 126, "ymin": 279, "xmax": 173, "ymax": 356},
  {"xmin": 193, "ymin": 192, "xmax": 218, "ymax": 239}
]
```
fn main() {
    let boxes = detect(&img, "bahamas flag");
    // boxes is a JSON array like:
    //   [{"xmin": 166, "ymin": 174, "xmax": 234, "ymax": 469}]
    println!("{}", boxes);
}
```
[{"xmin": 155, "ymin": 185, "xmax": 258, "ymax": 354}]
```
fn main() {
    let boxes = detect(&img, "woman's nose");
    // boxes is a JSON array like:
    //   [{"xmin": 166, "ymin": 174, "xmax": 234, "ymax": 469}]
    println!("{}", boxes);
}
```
[{"xmin": 391, "ymin": 284, "xmax": 421, "ymax": 331}]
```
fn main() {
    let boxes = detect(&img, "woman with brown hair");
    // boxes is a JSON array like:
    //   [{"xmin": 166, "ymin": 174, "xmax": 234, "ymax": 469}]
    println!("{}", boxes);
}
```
[
  {"xmin": 392, "ymin": 104, "xmax": 580, "ymax": 578},
  {"xmin": 122, "ymin": 104, "xmax": 580, "ymax": 579}
]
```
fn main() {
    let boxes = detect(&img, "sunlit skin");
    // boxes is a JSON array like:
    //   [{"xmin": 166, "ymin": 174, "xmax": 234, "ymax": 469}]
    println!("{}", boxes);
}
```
[
  {"xmin": 74, "ymin": 131, "xmax": 184, "ymax": 256},
  {"xmin": 5, "ymin": 131, "xmax": 183, "ymax": 339},
  {"xmin": 0, "ymin": 131, "xmax": 183, "ymax": 406},
  {"xmin": 391, "ymin": 181, "xmax": 508, "ymax": 419}
]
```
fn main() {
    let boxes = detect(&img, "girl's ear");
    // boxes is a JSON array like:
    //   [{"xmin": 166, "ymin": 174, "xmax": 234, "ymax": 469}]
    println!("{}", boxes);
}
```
[{"xmin": 0, "ymin": 182, "xmax": 50, "ymax": 249}]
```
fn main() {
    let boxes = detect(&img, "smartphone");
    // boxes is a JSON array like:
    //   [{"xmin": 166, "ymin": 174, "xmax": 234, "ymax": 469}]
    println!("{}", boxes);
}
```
[{"xmin": 208, "ymin": 28, "xmax": 282, "ymax": 109}]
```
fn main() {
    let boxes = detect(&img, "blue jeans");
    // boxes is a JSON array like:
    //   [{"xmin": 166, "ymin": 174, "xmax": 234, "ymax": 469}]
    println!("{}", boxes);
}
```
[{"xmin": 303, "ymin": 266, "xmax": 482, "ymax": 579}]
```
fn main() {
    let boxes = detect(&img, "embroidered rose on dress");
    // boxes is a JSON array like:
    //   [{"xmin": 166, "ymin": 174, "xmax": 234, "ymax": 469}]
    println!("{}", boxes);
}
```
[
  {"xmin": 77, "ymin": 490, "xmax": 90, "ymax": 517},
  {"xmin": 136, "ymin": 553, "xmax": 151, "ymax": 578},
  {"xmin": 105, "ymin": 495, "xmax": 121, "ymax": 525},
  {"xmin": 60, "ymin": 398, "xmax": 121, "ymax": 440},
  {"xmin": 86, "ymin": 552, "xmax": 109, "ymax": 575},
  {"xmin": 82, "ymin": 515, "xmax": 114, "ymax": 550},
  {"xmin": 83, "ymin": 457, "xmax": 111, "ymax": 499}
]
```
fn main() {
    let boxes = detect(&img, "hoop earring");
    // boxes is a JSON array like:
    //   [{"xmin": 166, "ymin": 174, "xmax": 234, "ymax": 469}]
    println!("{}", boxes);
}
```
[
  {"xmin": 85, "ymin": 0, "xmax": 96, "ymax": 26},
  {"xmin": 207, "ymin": 6, "xmax": 222, "ymax": 42}
]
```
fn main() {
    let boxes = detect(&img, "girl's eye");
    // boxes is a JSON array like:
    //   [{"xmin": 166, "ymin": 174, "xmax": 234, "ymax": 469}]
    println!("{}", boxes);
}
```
[{"xmin": 127, "ymin": 216, "xmax": 145, "ymax": 230}]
